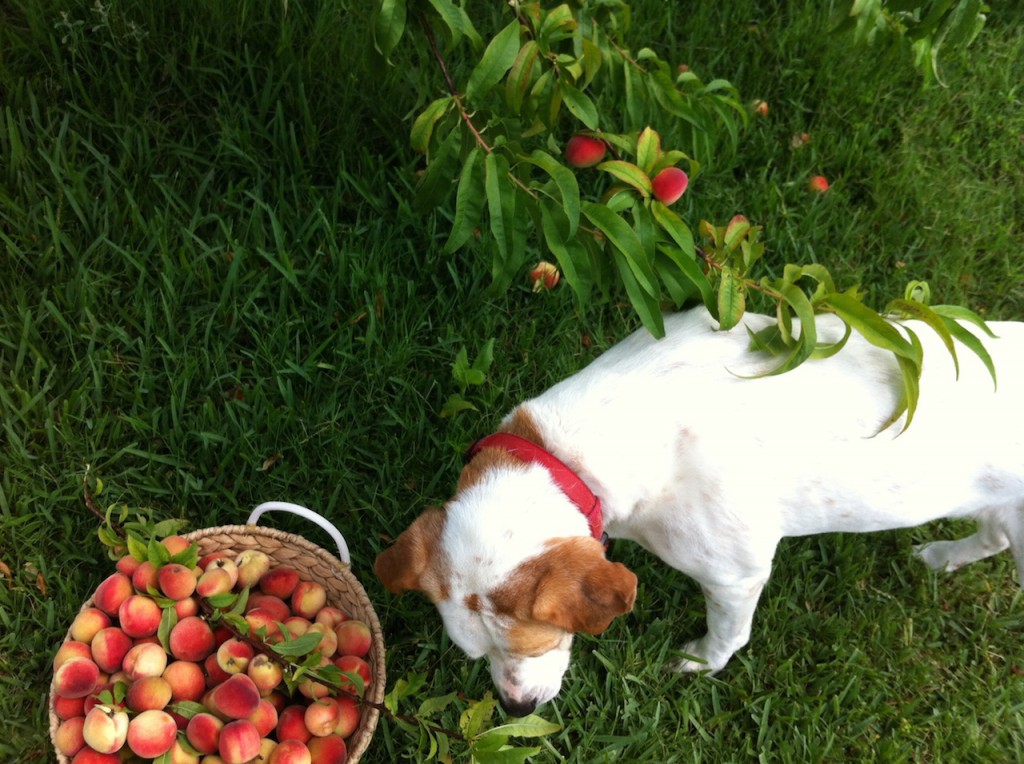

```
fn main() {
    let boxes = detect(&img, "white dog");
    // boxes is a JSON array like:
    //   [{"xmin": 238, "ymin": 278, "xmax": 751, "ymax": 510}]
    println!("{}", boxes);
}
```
[{"xmin": 375, "ymin": 307, "xmax": 1023, "ymax": 716}]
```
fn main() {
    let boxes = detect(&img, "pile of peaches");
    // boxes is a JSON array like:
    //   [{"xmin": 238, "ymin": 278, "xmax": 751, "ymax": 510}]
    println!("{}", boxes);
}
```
[{"xmin": 51, "ymin": 535, "xmax": 374, "ymax": 764}]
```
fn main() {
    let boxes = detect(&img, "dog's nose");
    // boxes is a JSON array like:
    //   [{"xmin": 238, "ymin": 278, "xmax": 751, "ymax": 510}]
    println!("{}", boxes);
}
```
[{"xmin": 499, "ymin": 695, "xmax": 538, "ymax": 717}]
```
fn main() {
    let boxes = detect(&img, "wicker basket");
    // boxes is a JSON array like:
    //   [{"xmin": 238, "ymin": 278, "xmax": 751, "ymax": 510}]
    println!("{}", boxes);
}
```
[{"xmin": 49, "ymin": 502, "xmax": 385, "ymax": 763}]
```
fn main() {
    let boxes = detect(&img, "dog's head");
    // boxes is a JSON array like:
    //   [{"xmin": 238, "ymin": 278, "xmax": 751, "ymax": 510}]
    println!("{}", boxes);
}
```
[{"xmin": 375, "ymin": 465, "xmax": 637, "ymax": 716}]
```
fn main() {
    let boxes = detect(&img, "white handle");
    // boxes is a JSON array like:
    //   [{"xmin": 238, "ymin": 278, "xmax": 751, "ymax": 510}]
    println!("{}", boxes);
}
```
[{"xmin": 246, "ymin": 501, "xmax": 351, "ymax": 565}]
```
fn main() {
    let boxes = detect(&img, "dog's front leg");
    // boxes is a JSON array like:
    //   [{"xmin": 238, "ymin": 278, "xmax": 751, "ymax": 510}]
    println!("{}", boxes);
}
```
[{"xmin": 672, "ymin": 575, "xmax": 769, "ymax": 674}]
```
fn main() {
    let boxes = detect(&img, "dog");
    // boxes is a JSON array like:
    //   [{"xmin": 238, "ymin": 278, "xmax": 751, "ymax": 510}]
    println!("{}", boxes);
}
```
[{"xmin": 375, "ymin": 306, "xmax": 1024, "ymax": 716}]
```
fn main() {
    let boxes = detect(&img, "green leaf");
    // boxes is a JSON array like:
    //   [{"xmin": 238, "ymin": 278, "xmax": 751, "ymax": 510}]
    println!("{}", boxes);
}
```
[
  {"xmin": 167, "ymin": 700, "xmax": 207, "ymax": 721},
  {"xmin": 636, "ymin": 126, "xmax": 662, "ymax": 174},
  {"xmin": 596, "ymin": 160, "xmax": 651, "ymax": 197},
  {"xmin": 485, "ymin": 150, "xmax": 512, "ymax": 268},
  {"xmin": 525, "ymin": 149, "xmax": 580, "ymax": 236},
  {"xmin": 717, "ymin": 267, "xmax": 745, "ymax": 331},
  {"xmin": 539, "ymin": 199, "xmax": 588, "ymax": 302},
  {"xmin": 125, "ymin": 531, "xmax": 148, "ymax": 562},
  {"xmin": 505, "ymin": 40, "xmax": 540, "ymax": 114},
  {"xmin": 414, "ymin": 127, "xmax": 462, "ymax": 213},
  {"xmin": 611, "ymin": 245, "xmax": 665, "ymax": 338},
  {"xmin": 486, "ymin": 715, "xmax": 563, "ymax": 738},
  {"xmin": 470, "ymin": 746, "xmax": 543, "ymax": 764},
  {"xmin": 272, "ymin": 631, "xmax": 323, "ymax": 657},
  {"xmin": 462, "ymin": 694, "xmax": 499, "ymax": 738},
  {"xmin": 582, "ymin": 202, "xmax": 658, "ymax": 297},
  {"xmin": 417, "ymin": 691, "xmax": 459, "ymax": 716},
  {"xmin": 824, "ymin": 292, "xmax": 921, "ymax": 364},
  {"xmin": 467, "ymin": 20, "xmax": 522, "ymax": 102},
  {"xmin": 157, "ymin": 606, "xmax": 177, "ymax": 653},
  {"xmin": 931, "ymin": 304, "xmax": 997, "ymax": 338},
  {"xmin": 809, "ymin": 321, "xmax": 852, "ymax": 360},
  {"xmin": 410, "ymin": 97, "xmax": 453, "ymax": 155},
  {"xmin": 425, "ymin": 0, "xmax": 481, "ymax": 49},
  {"xmin": 651, "ymin": 202, "xmax": 715, "ymax": 314},
  {"xmin": 444, "ymin": 147, "xmax": 485, "ymax": 253},
  {"xmin": 560, "ymin": 81, "xmax": 599, "ymax": 129},
  {"xmin": 373, "ymin": 0, "xmax": 407, "ymax": 61},
  {"xmin": 939, "ymin": 316, "xmax": 998, "ymax": 390},
  {"xmin": 885, "ymin": 298, "xmax": 959, "ymax": 377},
  {"xmin": 441, "ymin": 394, "xmax": 478, "ymax": 418}
]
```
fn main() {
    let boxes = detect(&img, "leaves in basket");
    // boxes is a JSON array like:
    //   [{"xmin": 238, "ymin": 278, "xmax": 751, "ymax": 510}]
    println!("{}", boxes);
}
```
[{"xmin": 271, "ymin": 631, "xmax": 324, "ymax": 657}]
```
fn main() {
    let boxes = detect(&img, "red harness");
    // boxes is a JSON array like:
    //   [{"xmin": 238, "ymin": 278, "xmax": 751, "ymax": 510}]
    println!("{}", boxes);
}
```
[{"xmin": 463, "ymin": 433, "xmax": 606, "ymax": 545}]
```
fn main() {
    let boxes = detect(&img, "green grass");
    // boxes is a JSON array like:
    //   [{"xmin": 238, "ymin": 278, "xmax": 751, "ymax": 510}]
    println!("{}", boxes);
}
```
[{"xmin": 2, "ymin": 0, "xmax": 1022, "ymax": 761}]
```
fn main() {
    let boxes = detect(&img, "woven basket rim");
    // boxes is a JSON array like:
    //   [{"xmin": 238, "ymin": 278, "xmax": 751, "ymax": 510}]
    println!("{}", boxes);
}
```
[{"xmin": 49, "ymin": 522, "xmax": 386, "ymax": 764}]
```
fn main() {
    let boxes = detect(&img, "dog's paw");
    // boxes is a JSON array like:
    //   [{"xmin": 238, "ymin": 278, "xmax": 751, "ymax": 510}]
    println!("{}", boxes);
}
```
[
  {"xmin": 669, "ymin": 640, "xmax": 722, "ymax": 675},
  {"xmin": 913, "ymin": 541, "xmax": 960, "ymax": 572}
]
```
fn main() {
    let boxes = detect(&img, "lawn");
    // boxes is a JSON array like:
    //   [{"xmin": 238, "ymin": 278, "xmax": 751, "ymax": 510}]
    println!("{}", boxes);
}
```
[{"xmin": 2, "ymin": 0, "xmax": 1023, "ymax": 761}]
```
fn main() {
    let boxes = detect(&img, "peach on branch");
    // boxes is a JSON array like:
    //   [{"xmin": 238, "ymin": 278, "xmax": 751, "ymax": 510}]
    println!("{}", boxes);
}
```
[
  {"xmin": 186, "ymin": 712, "xmax": 225, "ymax": 755},
  {"xmin": 334, "ymin": 654, "xmax": 372, "ymax": 695},
  {"xmin": 276, "ymin": 705, "xmax": 313, "ymax": 744},
  {"xmin": 529, "ymin": 261, "xmax": 560, "ymax": 292},
  {"xmin": 235, "ymin": 550, "xmax": 272, "ymax": 589},
  {"xmin": 117, "ymin": 594, "xmax": 162, "ymax": 638},
  {"xmin": 267, "ymin": 738, "xmax": 311, "ymax": 764},
  {"xmin": 219, "ymin": 719, "xmax": 262, "ymax": 764},
  {"xmin": 90, "ymin": 627, "xmax": 132, "ymax": 673},
  {"xmin": 54, "ymin": 715, "xmax": 87, "ymax": 757},
  {"xmin": 247, "ymin": 653, "xmax": 284, "ymax": 693},
  {"xmin": 82, "ymin": 704, "xmax": 129, "ymax": 754},
  {"xmin": 163, "ymin": 659, "xmax": 206, "ymax": 702},
  {"xmin": 333, "ymin": 695, "xmax": 360, "ymax": 739},
  {"xmin": 126, "ymin": 709, "xmax": 177, "ymax": 758},
  {"xmin": 158, "ymin": 562, "xmax": 198, "ymax": 600},
  {"xmin": 334, "ymin": 619, "xmax": 372, "ymax": 658},
  {"xmin": 258, "ymin": 566, "xmax": 300, "ymax": 599},
  {"xmin": 92, "ymin": 572, "xmax": 133, "ymax": 616},
  {"xmin": 54, "ymin": 656, "xmax": 101, "ymax": 699},
  {"xmin": 651, "ymin": 167, "xmax": 689, "ymax": 205},
  {"xmin": 564, "ymin": 134, "xmax": 607, "ymax": 168},
  {"xmin": 69, "ymin": 608, "xmax": 111, "ymax": 644},
  {"xmin": 169, "ymin": 615, "xmax": 215, "ymax": 662},
  {"xmin": 131, "ymin": 560, "xmax": 160, "ymax": 593},
  {"xmin": 54, "ymin": 640, "xmax": 93, "ymax": 670},
  {"xmin": 207, "ymin": 673, "xmax": 262, "ymax": 720},
  {"xmin": 307, "ymin": 735, "xmax": 347, "ymax": 764},
  {"xmin": 122, "ymin": 641, "xmax": 168, "ymax": 680},
  {"xmin": 216, "ymin": 637, "xmax": 255, "ymax": 675},
  {"xmin": 290, "ymin": 580, "xmax": 327, "ymax": 619}
]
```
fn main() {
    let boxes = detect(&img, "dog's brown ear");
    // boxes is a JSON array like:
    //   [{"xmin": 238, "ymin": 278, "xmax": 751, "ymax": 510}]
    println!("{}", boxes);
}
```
[
  {"xmin": 530, "ymin": 538, "xmax": 637, "ymax": 635},
  {"xmin": 374, "ymin": 508, "xmax": 447, "ymax": 599}
]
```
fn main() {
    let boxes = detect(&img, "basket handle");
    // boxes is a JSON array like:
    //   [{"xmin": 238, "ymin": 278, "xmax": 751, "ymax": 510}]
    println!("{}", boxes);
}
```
[{"xmin": 246, "ymin": 501, "xmax": 351, "ymax": 565}]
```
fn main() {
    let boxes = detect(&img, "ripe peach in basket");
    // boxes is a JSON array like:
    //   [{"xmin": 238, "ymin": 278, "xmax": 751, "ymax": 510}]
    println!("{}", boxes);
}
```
[{"xmin": 53, "ymin": 656, "xmax": 101, "ymax": 699}]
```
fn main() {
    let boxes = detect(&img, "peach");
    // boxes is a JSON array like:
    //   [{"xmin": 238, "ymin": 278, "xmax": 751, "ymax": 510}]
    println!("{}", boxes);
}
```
[
  {"xmin": 186, "ymin": 712, "xmax": 225, "ymax": 754},
  {"xmin": 205, "ymin": 651, "xmax": 232, "ymax": 688},
  {"xmin": 247, "ymin": 654, "xmax": 284, "ymax": 693},
  {"xmin": 249, "ymin": 698, "xmax": 279, "ymax": 737},
  {"xmin": 217, "ymin": 637, "xmax": 255, "ymax": 674},
  {"xmin": 276, "ymin": 705, "xmax": 312, "ymax": 744},
  {"xmin": 304, "ymin": 697, "xmax": 340, "ymax": 737},
  {"xmin": 53, "ymin": 693, "xmax": 86, "ymax": 720},
  {"xmin": 257, "ymin": 737, "xmax": 278, "ymax": 762},
  {"xmin": 235, "ymin": 550, "xmax": 272, "ymax": 589},
  {"xmin": 206, "ymin": 557, "xmax": 239, "ymax": 588},
  {"xmin": 219, "ymin": 719, "xmax": 261, "ymax": 764},
  {"xmin": 126, "ymin": 709, "xmax": 177, "ymax": 757},
  {"xmin": 118, "ymin": 594, "xmax": 162, "ymax": 638},
  {"xmin": 169, "ymin": 738, "xmax": 202, "ymax": 764},
  {"xmin": 161, "ymin": 534, "xmax": 192, "ymax": 556},
  {"xmin": 159, "ymin": 563, "xmax": 198, "ymax": 600},
  {"xmin": 334, "ymin": 654, "xmax": 372, "ymax": 695},
  {"xmin": 54, "ymin": 715, "xmax": 87, "ymax": 756},
  {"xmin": 651, "ymin": 166, "xmax": 689, "ymax": 205},
  {"xmin": 163, "ymin": 659, "xmax": 206, "ymax": 702},
  {"xmin": 258, "ymin": 566, "xmax": 300, "ymax": 599},
  {"xmin": 290, "ymin": 581, "xmax": 326, "ymax": 620},
  {"xmin": 564, "ymin": 134, "xmax": 606, "ymax": 168},
  {"xmin": 268, "ymin": 739, "xmax": 311, "ymax": 764},
  {"xmin": 115, "ymin": 554, "xmax": 142, "ymax": 577},
  {"xmin": 208, "ymin": 673, "xmax": 261, "ymax": 719},
  {"xmin": 245, "ymin": 608, "xmax": 282, "ymax": 639},
  {"xmin": 92, "ymin": 572, "xmax": 133, "ymax": 616},
  {"xmin": 529, "ymin": 261, "xmax": 560, "ymax": 291},
  {"xmin": 82, "ymin": 704, "xmax": 129, "ymax": 754},
  {"xmin": 246, "ymin": 594, "xmax": 290, "ymax": 622},
  {"xmin": 314, "ymin": 606, "xmax": 349, "ymax": 629},
  {"xmin": 169, "ymin": 615, "xmax": 215, "ymax": 661},
  {"xmin": 131, "ymin": 560, "xmax": 160, "ymax": 593},
  {"xmin": 753, "ymin": 98, "xmax": 769, "ymax": 117},
  {"xmin": 54, "ymin": 640, "xmax": 93, "ymax": 669},
  {"xmin": 54, "ymin": 656, "xmax": 101, "ymax": 699},
  {"xmin": 306, "ymin": 622, "xmax": 337, "ymax": 658},
  {"xmin": 308, "ymin": 735, "xmax": 347, "ymax": 763},
  {"xmin": 808, "ymin": 175, "xmax": 830, "ymax": 193},
  {"xmin": 174, "ymin": 595, "xmax": 200, "ymax": 619},
  {"xmin": 333, "ymin": 695, "xmax": 360, "ymax": 738},
  {"xmin": 122, "ymin": 642, "xmax": 168, "ymax": 680},
  {"xmin": 90, "ymin": 627, "xmax": 132, "ymax": 673},
  {"xmin": 70, "ymin": 748, "xmax": 121, "ymax": 764},
  {"xmin": 69, "ymin": 608, "xmax": 111, "ymax": 644},
  {"xmin": 126, "ymin": 675, "xmax": 172, "ymax": 711},
  {"xmin": 334, "ymin": 620, "xmax": 372, "ymax": 658},
  {"xmin": 282, "ymin": 616, "xmax": 312, "ymax": 638},
  {"xmin": 297, "ymin": 656, "xmax": 332, "ymax": 700},
  {"xmin": 198, "ymin": 551, "xmax": 228, "ymax": 568},
  {"xmin": 196, "ymin": 567, "xmax": 234, "ymax": 598}
]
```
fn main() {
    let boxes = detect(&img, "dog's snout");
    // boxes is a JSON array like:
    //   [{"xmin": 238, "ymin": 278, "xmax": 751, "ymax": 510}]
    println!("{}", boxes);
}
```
[{"xmin": 499, "ymin": 695, "xmax": 539, "ymax": 717}]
